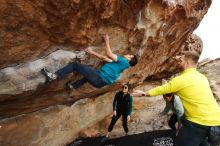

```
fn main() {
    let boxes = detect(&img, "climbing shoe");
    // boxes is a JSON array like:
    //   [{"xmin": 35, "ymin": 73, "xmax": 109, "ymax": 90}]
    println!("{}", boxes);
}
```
[
  {"xmin": 41, "ymin": 68, "xmax": 57, "ymax": 82},
  {"xmin": 65, "ymin": 81, "xmax": 74, "ymax": 90}
]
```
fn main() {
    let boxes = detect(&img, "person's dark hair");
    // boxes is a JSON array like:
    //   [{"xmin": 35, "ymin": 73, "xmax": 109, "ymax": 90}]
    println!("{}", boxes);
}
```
[
  {"xmin": 123, "ymin": 84, "xmax": 130, "ymax": 89},
  {"xmin": 122, "ymin": 84, "xmax": 132, "ymax": 92},
  {"xmin": 182, "ymin": 51, "xmax": 200, "ymax": 64},
  {"xmin": 164, "ymin": 93, "xmax": 174, "ymax": 97},
  {"xmin": 129, "ymin": 55, "xmax": 138, "ymax": 66}
]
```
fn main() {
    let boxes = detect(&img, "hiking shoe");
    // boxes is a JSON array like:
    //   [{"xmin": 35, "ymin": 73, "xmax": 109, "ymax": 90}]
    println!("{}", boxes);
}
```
[
  {"xmin": 100, "ymin": 136, "xmax": 108, "ymax": 143},
  {"xmin": 41, "ymin": 68, "xmax": 56, "ymax": 82}
]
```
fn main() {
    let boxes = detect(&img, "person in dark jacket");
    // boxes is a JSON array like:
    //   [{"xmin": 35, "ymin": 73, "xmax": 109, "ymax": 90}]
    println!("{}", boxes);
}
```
[{"xmin": 105, "ymin": 84, "xmax": 133, "ymax": 138}]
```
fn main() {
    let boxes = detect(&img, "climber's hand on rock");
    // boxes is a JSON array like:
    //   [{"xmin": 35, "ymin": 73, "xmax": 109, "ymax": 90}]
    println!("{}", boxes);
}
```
[{"xmin": 85, "ymin": 47, "xmax": 93, "ymax": 54}]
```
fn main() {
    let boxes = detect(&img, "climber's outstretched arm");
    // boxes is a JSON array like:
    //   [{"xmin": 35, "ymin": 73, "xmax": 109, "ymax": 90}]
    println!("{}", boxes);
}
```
[
  {"xmin": 85, "ymin": 47, "xmax": 112, "ymax": 63},
  {"xmin": 104, "ymin": 34, "xmax": 117, "ymax": 62}
]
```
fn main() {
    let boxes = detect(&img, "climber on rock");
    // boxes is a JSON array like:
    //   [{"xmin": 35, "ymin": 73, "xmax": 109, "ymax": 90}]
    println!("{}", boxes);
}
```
[{"xmin": 41, "ymin": 34, "xmax": 138, "ymax": 90}]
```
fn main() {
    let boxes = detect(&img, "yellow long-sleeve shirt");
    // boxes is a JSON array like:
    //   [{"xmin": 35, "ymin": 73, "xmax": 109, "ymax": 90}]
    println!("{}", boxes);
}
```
[{"xmin": 149, "ymin": 68, "xmax": 220, "ymax": 126}]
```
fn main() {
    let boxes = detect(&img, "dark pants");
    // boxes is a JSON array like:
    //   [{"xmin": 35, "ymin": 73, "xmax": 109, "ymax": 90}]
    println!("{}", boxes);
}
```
[
  {"xmin": 177, "ymin": 117, "xmax": 210, "ymax": 146},
  {"xmin": 108, "ymin": 111, "xmax": 128, "ymax": 133},
  {"xmin": 168, "ymin": 114, "xmax": 178, "ymax": 131},
  {"xmin": 199, "ymin": 139, "xmax": 210, "ymax": 146},
  {"xmin": 55, "ymin": 62, "xmax": 106, "ymax": 89}
]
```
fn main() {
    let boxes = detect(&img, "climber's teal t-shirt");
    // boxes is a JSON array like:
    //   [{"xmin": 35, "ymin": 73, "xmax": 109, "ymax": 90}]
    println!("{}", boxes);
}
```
[{"xmin": 99, "ymin": 56, "xmax": 130, "ymax": 85}]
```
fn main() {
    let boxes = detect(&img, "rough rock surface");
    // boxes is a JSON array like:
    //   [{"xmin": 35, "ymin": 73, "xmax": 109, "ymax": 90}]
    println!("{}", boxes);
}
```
[
  {"xmin": 199, "ymin": 58, "xmax": 220, "ymax": 101},
  {"xmin": 0, "ymin": 0, "xmax": 211, "ymax": 118},
  {"xmin": 0, "ymin": 0, "xmax": 213, "ymax": 146},
  {"xmin": 0, "ymin": 92, "xmax": 114, "ymax": 146}
]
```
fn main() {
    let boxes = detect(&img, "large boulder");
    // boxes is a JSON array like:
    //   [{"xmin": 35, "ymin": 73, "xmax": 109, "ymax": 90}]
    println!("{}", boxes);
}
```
[
  {"xmin": 0, "ymin": 0, "xmax": 213, "ymax": 146},
  {"xmin": 0, "ymin": 0, "xmax": 211, "ymax": 118},
  {"xmin": 199, "ymin": 58, "xmax": 220, "ymax": 101}
]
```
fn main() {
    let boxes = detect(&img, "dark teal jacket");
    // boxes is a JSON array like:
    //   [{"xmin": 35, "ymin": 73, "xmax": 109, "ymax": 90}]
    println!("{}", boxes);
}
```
[{"xmin": 113, "ymin": 91, "xmax": 133, "ymax": 115}]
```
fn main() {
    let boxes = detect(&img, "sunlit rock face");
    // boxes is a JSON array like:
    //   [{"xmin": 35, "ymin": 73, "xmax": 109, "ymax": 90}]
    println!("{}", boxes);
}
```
[{"xmin": 0, "ymin": 0, "xmax": 212, "ymax": 146}]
